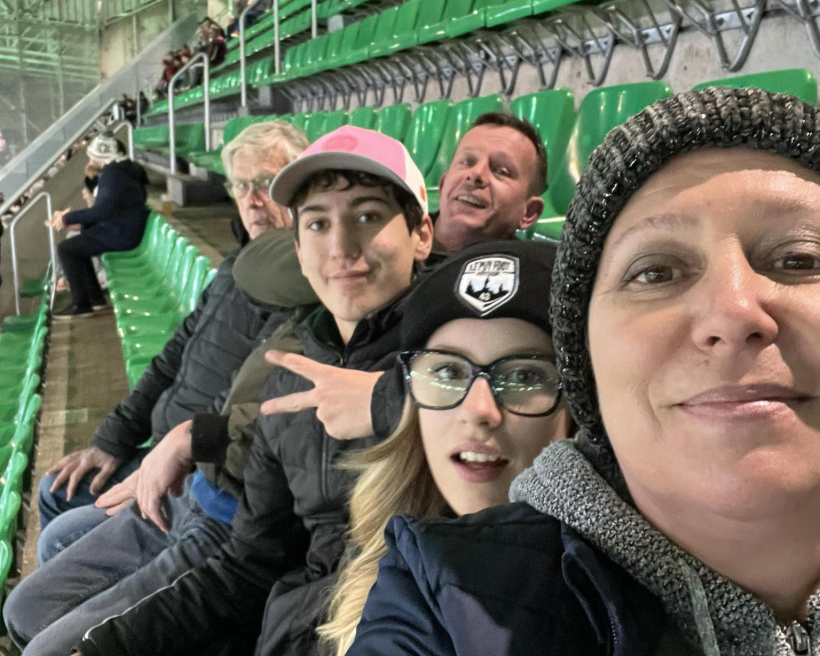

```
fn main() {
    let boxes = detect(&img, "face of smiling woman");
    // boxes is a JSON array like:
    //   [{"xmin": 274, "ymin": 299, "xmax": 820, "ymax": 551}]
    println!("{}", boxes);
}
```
[{"xmin": 588, "ymin": 148, "xmax": 820, "ymax": 530}]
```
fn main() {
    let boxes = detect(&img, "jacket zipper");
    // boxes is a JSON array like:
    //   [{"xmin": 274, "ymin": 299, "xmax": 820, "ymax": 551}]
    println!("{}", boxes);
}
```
[
  {"xmin": 320, "ymin": 351, "xmax": 347, "ymax": 504},
  {"xmin": 785, "ymin": 621, "xmax": 811, "ymax": 655}
]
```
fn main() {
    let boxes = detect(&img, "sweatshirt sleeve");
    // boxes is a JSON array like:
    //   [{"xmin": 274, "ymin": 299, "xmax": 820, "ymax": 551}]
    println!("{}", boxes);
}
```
[
  {"xmin": 347, "ymin": 516, "xmax": 456, "ymax": 656},
  {"xmin": 78, "ymin": 375, "xmax": 309, "ymax": 656},
  {"xmin": 63, "ymin": 166, "xmax": 124, "ymax": 227}
]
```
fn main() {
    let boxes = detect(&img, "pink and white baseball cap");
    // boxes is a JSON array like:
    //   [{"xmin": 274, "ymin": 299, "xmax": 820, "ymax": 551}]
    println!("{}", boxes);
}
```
[{"xmin": 270, "ymin": 125, "xmax": 428, "ymax": 215}]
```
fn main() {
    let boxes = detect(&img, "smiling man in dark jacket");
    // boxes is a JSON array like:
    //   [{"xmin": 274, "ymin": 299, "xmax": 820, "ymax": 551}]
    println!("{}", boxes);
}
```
[{"xmin": 73, "ymin": 126, "xmax": 434, "ymax": 656}]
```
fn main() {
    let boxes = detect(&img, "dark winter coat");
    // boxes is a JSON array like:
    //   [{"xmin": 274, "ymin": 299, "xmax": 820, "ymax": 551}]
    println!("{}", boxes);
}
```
[
  {"xmin": 347, "ymin": 503, "xmax": 670, "ymax": 656},
  {"xmin": 64, "ymin": 159, "xmax": 149, "ymax": 250},
  {"xmin": 91, "ymin": 249, "xmax": 277, "ymax": 461},
  {"xmin": 79, "ymin": 299, "xmax": 407, "ymax": 656}
]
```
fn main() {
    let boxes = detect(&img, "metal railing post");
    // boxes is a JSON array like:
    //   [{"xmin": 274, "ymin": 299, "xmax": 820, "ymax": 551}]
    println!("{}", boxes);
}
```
[
  {"xmin": 240, "ymin": 0, "xmax": 266, "ymax": 108},
  {"xmin": 10, "ymin": 191, "xmax": 55, "ymax": 316},
  {"xmin": 168, "ymin": 52, "xmax": 211, "ymax": 175},
  {"xmin": 110, "ymin": 120, "xmax": 135, "ymax": 159},
  {"xmin": 311, "ymin": 0, "xmax": 318, "ymax": 37},
  {"xmin": 274, "ymin": 0, "xmax": 281, "ymax": 74}
]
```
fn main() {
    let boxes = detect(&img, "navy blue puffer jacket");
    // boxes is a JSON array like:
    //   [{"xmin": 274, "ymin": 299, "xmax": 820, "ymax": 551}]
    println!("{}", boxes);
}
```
[{"xmin": 348, "ymin": 502, "xmax": 670, "ymax": 656}]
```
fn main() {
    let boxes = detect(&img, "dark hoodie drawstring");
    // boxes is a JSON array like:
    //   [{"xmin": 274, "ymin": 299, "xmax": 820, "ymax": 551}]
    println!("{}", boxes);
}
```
[{"xmin": 679, "ymin": 560, "xmax": 721, "ymax": 656}]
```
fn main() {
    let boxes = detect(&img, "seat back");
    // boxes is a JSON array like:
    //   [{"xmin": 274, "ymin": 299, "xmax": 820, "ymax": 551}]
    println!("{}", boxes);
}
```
[
  {"xmin": 509, "ymin": 88, "xmax": 576, "ymax": 192},
  {"xmin": 692, "ymin": 68, "xmax": 818, "ymax": 104},
  {"xmin": 352, "ymin": 14, "xmax": 380, "ymax": 51},
  {"xmin": 304, "ymin": 112, "xmax": 329, "ymax": 142},
  {"xmin": 424, "ymin": 94, "xmax": 505, "ymax": 186},
  {"xmin": 349, "ymin": 106, "xmax": 377, "ymax": 129},
  {"xmin": 174, "ymin": 245, "xmax": 198, "ymax": 300},
  {"xmin": 183, "ymin": 256, "xmax": 215, "ymax": 314},
  {"xmin": 164, "ymin": 236, "xmax": 191, "ymax": 287},
  {"xmin": 321, "ymin": 109, "xmax": 348, "ymax": 136},
  {"xmin": 403, "ymin": 99, "xmax": 454, "ymax": 177},
  {"xmin": 375, "ymin": 103, "xmax": 413, "ymax": 140},
  {"xmin": 416, "ymin": 0, "xmax": 447, "ymax": 31},
  {"xmin": 548, "ymin": 81, "xmax": 673, "ymax": 216}
]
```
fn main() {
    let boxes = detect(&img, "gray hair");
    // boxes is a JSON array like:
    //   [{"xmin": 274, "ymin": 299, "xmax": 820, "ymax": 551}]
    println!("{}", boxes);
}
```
[{"xmin": 221, "ymin": 120, "xmax": 309, "ymax": 180}]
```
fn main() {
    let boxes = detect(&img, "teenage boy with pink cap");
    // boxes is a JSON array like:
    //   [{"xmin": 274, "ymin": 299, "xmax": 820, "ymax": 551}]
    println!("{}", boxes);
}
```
[{"xmin": 68, "ymin": 127, "xmax": 434, "ymax": 656}]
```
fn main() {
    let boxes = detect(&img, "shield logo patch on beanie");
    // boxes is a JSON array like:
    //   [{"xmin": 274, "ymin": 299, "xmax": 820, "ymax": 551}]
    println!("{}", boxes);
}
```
[{"xmin": 457, "ymin": 255, "xmax": 519, "ymax": 317}]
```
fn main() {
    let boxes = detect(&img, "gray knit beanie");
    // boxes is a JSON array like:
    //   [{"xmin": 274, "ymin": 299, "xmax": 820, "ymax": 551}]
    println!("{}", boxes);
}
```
[
  {"xmin": 87, "ymin": 131, "xmax": 121, "ymax": 164},
  {"xmin": 552, "ymin": 87, "xmax": 820, "ymax": 460}
]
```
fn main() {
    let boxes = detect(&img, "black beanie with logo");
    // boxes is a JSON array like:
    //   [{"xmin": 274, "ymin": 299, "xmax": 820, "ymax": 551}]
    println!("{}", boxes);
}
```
[{"xmin": 400, "ymin": 239, "xmax": 557, "ymax": 351}]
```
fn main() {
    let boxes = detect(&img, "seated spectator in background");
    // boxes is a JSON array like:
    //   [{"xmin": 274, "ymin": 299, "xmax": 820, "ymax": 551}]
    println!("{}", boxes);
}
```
[
  {"xmin": 206, "ymin": 22, "xmax": 227, "ymax": 69},
  {"xmin": 228, "ymin": 0, "xmax": 271, "ymax": 36},
  {"xmin": 156, "ymin": 52, "xmax": 177, "ymax": 98},
  {"xmin": 48, "ymin": 132, "xmax": 148, "ymax": 319},
  {"xmin": 4, "ymin": 121, "xmax": 310, "ymax": 656},
  {"xmin": 137, "ymin": 91, "xmax": 148, "ymax": 120},
  {"xmin": 54, "ymin": 146, "xmax": 122, "ymax": 294},
  {"xmin": 347, "ymin": 87, "xmax": 820, "ymax": 655},
  {"xmin": 320, "ymin": 239, "xmax": 572, "ymax": 654},
  {"xmin": 71, "ymin": 127, "xmax": 434, "ymax": 656}
]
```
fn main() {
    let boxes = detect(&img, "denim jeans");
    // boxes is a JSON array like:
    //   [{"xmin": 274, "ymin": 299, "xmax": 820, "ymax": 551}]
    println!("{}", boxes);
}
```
[
  {"xmin": 37, "ymin": 453, "xmax": 145, "ymax": 565},
  {"xmin": 4, "ymin": 476, "xmax": 231, "ymax": 656}
]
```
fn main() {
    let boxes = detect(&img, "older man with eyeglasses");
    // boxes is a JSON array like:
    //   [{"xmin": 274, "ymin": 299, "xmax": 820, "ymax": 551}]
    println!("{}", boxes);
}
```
[{"xmin": 6, "ymin": 121, "xmax": 312, "ymax": 656}]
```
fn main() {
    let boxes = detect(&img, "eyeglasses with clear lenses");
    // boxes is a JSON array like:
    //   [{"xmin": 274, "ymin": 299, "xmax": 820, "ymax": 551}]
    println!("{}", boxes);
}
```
[
  {"xmin": 224, "ymin": 176, "xmax": 276, "ymax": 199},
  {"xmin": 399, "ymin": 350, "xmax": 562, "ymax": 417}
]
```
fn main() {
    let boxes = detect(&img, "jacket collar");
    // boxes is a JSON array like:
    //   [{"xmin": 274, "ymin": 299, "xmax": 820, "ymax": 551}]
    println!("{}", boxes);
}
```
[{"xmin": 300, "ymin": 289, "xmax": 406, "ymax": 367}]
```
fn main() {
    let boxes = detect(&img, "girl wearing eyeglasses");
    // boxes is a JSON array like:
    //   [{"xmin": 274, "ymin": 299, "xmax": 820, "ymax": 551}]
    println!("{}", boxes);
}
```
[{"xmin": 318, "ymin": 240, "xmax": 572, "ymax": 655}]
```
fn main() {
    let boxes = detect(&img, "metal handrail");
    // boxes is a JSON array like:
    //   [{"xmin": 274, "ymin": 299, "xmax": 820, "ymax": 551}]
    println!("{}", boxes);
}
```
[
  {"xmin": 9, "ymin": 191, "xmax": 56, "ymax": 315},
  {"xmin": 274, "ymin": 0, "xmax": 281, "ymax": 75},
  {"xmin": 240, "ymin": 0, "xmax": 269, "ymax": 107},
  {"xmin": 311, "ymin": 0, "xmax": 318, "ymax": 38},
  {"xmin": 109, "ymin": 120, "xmax": 135, "ymax": 159},
  {"xmin": 0, "ymin": 98, "xmax": 119, "ymax": 220},
  {"xmin": 168, "ymin": 52, "xmax": 211, "ymax": 175}
]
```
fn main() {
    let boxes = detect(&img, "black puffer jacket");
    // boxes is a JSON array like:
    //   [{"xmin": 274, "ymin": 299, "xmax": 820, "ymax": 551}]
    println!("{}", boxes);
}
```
[
  {"xmin": 79, "ymin": 300, "xmax": 405, "ymax": 656},
  {"xmin": 92, "ymin": 248, "xmax": 275, "ymax": 461},
  {"xmin": 64, "ymin": 159, "xmax": 149, "ymax": 250}
]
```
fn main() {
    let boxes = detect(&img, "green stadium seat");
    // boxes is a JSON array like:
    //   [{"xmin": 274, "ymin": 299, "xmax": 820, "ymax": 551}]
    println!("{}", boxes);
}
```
[
  {"xmin": 424, "ymin": 94, "xmax": 505, "ymax": 212},
  {"xmin": 693, "ymin": 68, "xmax": 818, "ymax": 105},
  {"xmin": 303, "ymin": 112, "xmax": 329, "ymax": 141},
  {"xmin": 403, "ymin": 99, "xmax": 454, "ymax": 184},
  {"xmin": 531, "ymin": 0, "xmax": 584, "ymax": 14},
  {"xmin": 419, "ymin": 0, "xmax": 472, "ymax": 44},
  {"xmin": 375, "ymin": 103, "xmax": 413, "ymax": 140},
  {"xmin": 370, "ymin": 0, "xmax": 424, "ymax": 58},
  {"xmin": 300, "ymin": 34, "xmax": 331, "ymax": 79},
  {"xmin": 321, "ymin": 109, "xmax": 349, "ymax": 135},
  {"xmin": 486, "ymin": 0, "xmax": 534, "ymax": 27},
  {"xmin": 446, "ymin": 0, "xmax": 499, "ymax": 38},
  {"xmin": 291, "ymin": 113, "xmax": 310, "ymax": 132},
  {"xmin": 510, "ymin": 88, "xmax": 575, "ymax": 238},
  {"xmin": 546, "ymin": 80, "xmax": 674, "ymax": 220},
  {"xmin": 336, "ymin": 14, "xmax": 382, "ymax": 68},
  {"xmin": 348, "ymin": 106, "xmax": 377, "ymax": 129}
]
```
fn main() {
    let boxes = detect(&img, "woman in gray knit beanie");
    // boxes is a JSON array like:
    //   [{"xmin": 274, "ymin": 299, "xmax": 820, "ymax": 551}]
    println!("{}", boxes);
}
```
[{"xmin": 346, "ymin": 87, "xmax": 820, "ymax": 656}]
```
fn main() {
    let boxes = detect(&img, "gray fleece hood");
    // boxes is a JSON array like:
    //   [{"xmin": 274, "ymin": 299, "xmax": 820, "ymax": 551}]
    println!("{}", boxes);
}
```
[{"xmin": 511, "ymin": 439, "xmax": 820, "ymax": 656}]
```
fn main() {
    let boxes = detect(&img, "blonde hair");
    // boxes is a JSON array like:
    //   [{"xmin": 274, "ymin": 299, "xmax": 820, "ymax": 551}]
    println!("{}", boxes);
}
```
[
  {"xmin": 221, "ymin": 120, "xmax": 309, "ymax": 180},
  {"xmin": 318, "ymin": 397, "xmax": 448, "ymax": 654}
]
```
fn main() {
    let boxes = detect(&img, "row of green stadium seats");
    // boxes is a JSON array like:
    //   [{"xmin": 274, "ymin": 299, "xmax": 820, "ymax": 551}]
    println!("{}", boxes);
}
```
[
  {"xmin": 0, "ymin": 290, "xmax": 49, "ymax": 609},
  {"xmin": 101, "ymin": 214, "xmax": 217, "ymax": 389},
  {"xmin": 146, "ymin": 0, "xmax": 583, "ymax": 117},
  {"xmin": 143, "ymin": 68, "xmax": 817, "ymax": 241}
]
